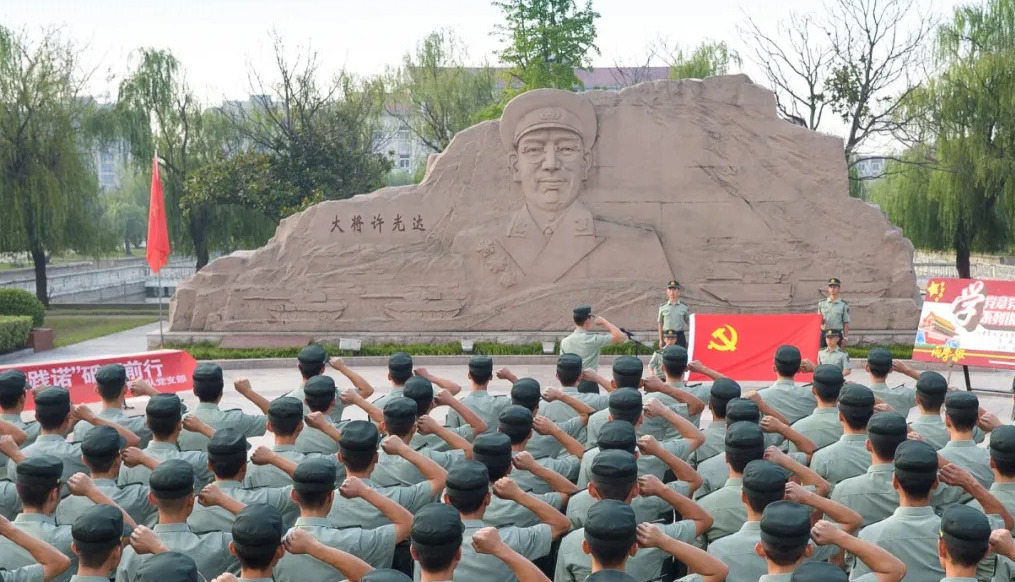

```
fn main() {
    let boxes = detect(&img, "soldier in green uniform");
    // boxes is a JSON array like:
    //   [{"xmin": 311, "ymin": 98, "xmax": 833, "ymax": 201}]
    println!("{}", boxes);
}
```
[
  {"xmin": 0, "ymin": 456, "xmax": 75, "ymax": 582},
  {"xmin": 285, "ymin": 344, "xmax": 375, "ymax": 425},
  {"xmin": 809, "ymin": 383, "xmax": 876, "ymax": 485},
  {"xmin": 67, "ymin": 504, "xmax": 129, "ymax": 582},
  {"xmin": 177, "ymin": 363, "xmax": 268, "ymax": 452},
  {"xmin": 560, "ymin": 305, "xmax": 626, "ymax": 393},
  {"xmin": 784, "ymin": 365, "xmax": 846, "ymax": 453},
  {"xmin": 371, "ymin": 353, "xmax": 414, "ymax": 411},
  {"xmin": 818, "ymin": 277, "xmax": 850, "ymax": 347},
  {"xmin": 655, "ymin": 345, "xmax": 722, "ymax": 428},
  {"xmin": 659, "ymin": 280, "xmax": 691, "ymax": 349},
  {"xmin": 294, "ymin": 375, "xmax": 344, "ymax": 456},
  {"xmin": 909, "ymin": 371, "xmax": 988, "ymax": 450},
  {"xmin": 408, "ymin": 503, "xmax": 463, "ymax": 582},
  {"xmin": 940, "ymin": 392, "xmax": 994, "ymax": 489},
  {"xmin": 53, "ymin": 426, "xmax": 156, "ymax": 527},
  {"xmin": 114, "ymin": 460, "xmax": 238, "ymax": 582},
  {"xmin": 272, "ymin": 459, "xmax": 411, "ymax": 580},
  {"xmin": 938, "ymin": 505, "xmax": 992, "ymax": 582},
  {"xmin": 404, "ymin": 375, "xmax": 486, "ymax": 452},
  {"xmin": 757, "ymin": 346, "xmax": 817, "ymax": 425},
  {"xmin": 830, "ymin": 412, "xmax": 907, "ymax": 526},
  {"xmin": 0, "ymin": 509, "xmax": 70, "ymax": 582},
  {"xmin": 967, "ymin": 425, "xmax": 1015, "ymax": 516},
  {"xmin": 691, "ymin": 379, "xmax": 741, "ymax": 467},
  {"xmin": 371, "ymin": 398, "xmax": 469, "ymax": 488},
  {"xmin": 497, "ymin": 405, "xmax": 582, "ymax": 493},
  {"xmin": 72, "ymin": 364, "xmax": 156, "ymax": 448},
  {"xmin": 512, "ymin": 378, "xmax": 592, "ymax": 460},
  {"xmin": 228, "ymin": 504, "xmax": 286, "ymax": 582},
  {"xmin": 117, "ymin": 394, "xmax": 212, "ymax": 492},
  {"xmin": 864, "ymin": 349, "xmax": 920, "ymax": 418},
  {"xmin": 444, "ymin": 356, "xmax": 510, "ymax": 435},
  {"xmin": 817, "ymin": 330, "xmax": 850, "ymax": 375},
  {"xmin": 0, "ymin": 371, "xmax": 39, "ymax": 477},
  {"xmin": 243, "ymin": 397, "xmax": 310, "ymax": 489},
  {"xmin": 649, "ymin": 330, "xmax": 678, "ymax": 380}
]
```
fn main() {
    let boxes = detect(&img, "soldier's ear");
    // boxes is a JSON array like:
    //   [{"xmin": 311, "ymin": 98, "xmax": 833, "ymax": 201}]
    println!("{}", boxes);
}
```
[
  {"xmin": 754, "ymin": 542, "xmax": 766, "ymax": 558},
  {"xmin": 628, "ymin": 542, "xmax": 638, "ymax": 557},
  {"xmin": 581, "ymin": 539, "xmax": 591, "ymax": 555},
  {"xmin": 508, "ymin": 152, "xmax": 521, "ymax": 181}
]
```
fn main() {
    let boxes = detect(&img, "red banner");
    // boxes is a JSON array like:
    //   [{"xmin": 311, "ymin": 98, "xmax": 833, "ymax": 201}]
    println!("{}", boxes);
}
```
[
  {"xmin": 0, "ymin": 350, "xmax": 197, "ymax": 410},
  {"xmin": 687, "ymin": 314, "xmax": 822, "ymax": 382},
  {"xmin": 913, "ymin": 278, "xmax": 1015, "ymax": 369}
]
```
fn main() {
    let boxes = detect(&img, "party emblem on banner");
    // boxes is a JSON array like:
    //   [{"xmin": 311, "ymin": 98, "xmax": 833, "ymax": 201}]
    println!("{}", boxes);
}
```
[{"xmin": 707, "ymin": 325, "xmax": 738, "ymax": 352}]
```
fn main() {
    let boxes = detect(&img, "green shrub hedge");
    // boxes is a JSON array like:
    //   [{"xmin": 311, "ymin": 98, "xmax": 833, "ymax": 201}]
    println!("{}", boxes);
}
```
[
  {"xmin": 0, "ymin": 316, "xmax": 32, "ymax": 354},
  {"xmin": 0, "ymin": 288, "xmax": 45, "ymax": 327}
]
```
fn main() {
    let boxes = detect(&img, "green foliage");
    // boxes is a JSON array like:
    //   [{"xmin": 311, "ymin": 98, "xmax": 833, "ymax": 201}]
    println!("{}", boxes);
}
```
[
  {"xmin": 869, "ymin": 151, "xmax": 949, "ymax": 252},
  {"xmin": 843, "ymin": 344, "xmax": 913, "ymax": 360},
  {"xmin": 0, "ymin": 316, "xmax": 32, "ymax": 354},
  {"xmin": 493, "ymin": 0, "xmax": 601, "ymax": 91},
  {"xmin": 102, "ymin": 167, "xmax": 150, "ymax": 255},
  {"xmin": 0, "ymin": 289, "xmax": 46, "ymax": 327},
  {"xmin": 668, "ymin": 41, "xmax": 741, "ymax": 80},
  {"xmin": 44, "ymin": 315, "xmax": 158, "ymax": 348}
]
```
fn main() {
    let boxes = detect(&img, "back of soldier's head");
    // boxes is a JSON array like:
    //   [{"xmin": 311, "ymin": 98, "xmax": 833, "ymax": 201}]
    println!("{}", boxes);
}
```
[
  {"xmin": 866, "ymin": 412, "xmax": 908, "ymax": 461},
  {"xmin": 866, "ymin": 349, "xmax": 892, "ymax": 378},
  {"xmin": 383, "ymin": 398, "xmax": 417, "ymax": 437},
  {"xmin": 760, "ymin": 501, "xmax": 812, "ymax": 566},
  {"xmin": 612, "ymin": 356, "xmax": 643, "ymax": 390},
  {"xmin": 773, "ymin": 345, "xmax": 802, "ymax": 377},
  {"xmin": 724, "ymin": 421, "xmax": 765, "ymax": 473},
  {"xmin": 589, "ymin": 450, "xmax": 638, "ymax": 502},
  {"xmin": 585, "ymin": 500, "xmax": 637, "ymax": 569},
  {"xmin": 944, "ymin": 391, "xmax": 979, "ymax": 432},
  {"xmin": 990, "ymin": 426, "xmax": 1015, "ymax": 478},
  {"xmin": 893, "ymin": 440, "xmax": 939, "ymax": 498},
  {"xmin": 411, "ymin": 503, "xmax": 464, "ymax": 573},
  {"xmin": 15, "ymin": 455, "xmax": 62, "ymax": 508},
  {"xmin": 940, "ymin": 505, "xmax": 991, "ymax": 567},
  {"xmin": 742, "ymin": 460, "xmax": 788, "ymax": 513},
  {"xmin": 709, "ymin": 378, "xmax": 741, "ymax": 419}
]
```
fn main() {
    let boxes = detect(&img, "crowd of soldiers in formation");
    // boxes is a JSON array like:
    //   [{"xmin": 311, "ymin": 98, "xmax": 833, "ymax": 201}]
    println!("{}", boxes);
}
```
[{"xmin": 1, "ymin": 337, "xmax": 1014, "ymax": 582}]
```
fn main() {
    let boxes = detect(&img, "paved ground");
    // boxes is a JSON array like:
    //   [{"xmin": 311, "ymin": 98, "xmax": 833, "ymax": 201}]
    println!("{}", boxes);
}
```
[{"xmin": 6, "ymin": 322, "xmax": 162, "ymax": 364}]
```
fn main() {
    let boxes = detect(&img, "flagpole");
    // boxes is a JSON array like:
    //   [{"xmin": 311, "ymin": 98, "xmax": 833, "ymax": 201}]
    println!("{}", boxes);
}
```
[{"xmin": 157, "ymin": 268, "xmax": 164, "ymax": 347}]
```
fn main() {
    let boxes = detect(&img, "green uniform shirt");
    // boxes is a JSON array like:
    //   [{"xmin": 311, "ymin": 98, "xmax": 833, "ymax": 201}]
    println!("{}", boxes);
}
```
[
  {"xmin": 692, "ymin": 422, "xmax": 726, "ymax": 468},
  {"xmin": 286, "ymin": 381, "xmax": 345, "ymax": 425},
  {"xmin": 325, "ymin": 477, "xmax": 436, "ymax": 529},
  {"xmin": 55, "ymin": 478, "xmax": 157, "ymax": 527},
  {"xmin": 831, "ymin": 464, "xmax": 900, "ymax": 527},
  {"xmin": 818, "ymin": 348, "xmax": 850, "ymax": 372},
  {"xmin": 707, "ymin": 521, "xmax": 766, "ymax": 582},
  {"xmin": 759, "ymin": 380, "xmax": 817, "ymax": 425},
  {"xmin": 811, "ymin": 434, "xmax": 871, "ymax": 486},
  {"xmin": 993, "ymin": 556, "xmax": 1015, "ymax": 582},
  {"xmin": 693, "ymin": 453, "xmax": 730, "ymax": 500},
  {"xmin": 818, "ymin": 297, "xmax": 850, "ymax": 330},
  {"xmin": 869, "ymin": 382, "xmax": 918, "ymax": 419},
  {"xmin": 117, "ymin": 441, "xmax": 214, "ymax": 493},
  {"xmin": 0, "ymin": 513, "xmax": 75, "ymax": 582},
  {"xmin": 186, "ymin": 480, "xmax": 298, "ymax": 533},
  {"xmin": 0, "ymin": 413, "xmax": 39, "ymax": 481},
  {"xmin": 852, "ymin": 505, "xmax": 943, "ymax": 582},
  {"xmin": 658, "ymin": 301, "xmax": 691, "ymax": 333},
  {"xmin": 0, "ymin": 565, "xmax": 43, "ymax": 582},
  {"xmin": 177, "ymin": 403, "xmax": 267, "ymax": 452},
  {"xmin": 940, "ymin": 440, "xmax": 994, "ymax": 489},
  {"xmin": 445, "ymin": 391, "xmax": 510, "ymax": 435},
  {"xmin": 485, "ymin": 490, "xmax": 564, "ymax": 528},
  {"xmin": 788, "ymin": 407, "xmax": 843, "ymax": 453},
  {"xmin": 244, "ymin": 445, "xmax": 311, "ymax": 489},
  {"xmin": 295, "ymin": 416, "xmax": 345, "ymax": 455},
  {"xmin": 7, "ymin": 435, "xmax": 87, "ymax": 498},
  {"xmin": 371, "ymin": 447, "xmax": 464, "ymax": 488},
  {"xmin": 555, "ymin": 520, "xmax": 696, "ymax": 582},
  {"xmin": 697, "ymin": 478, "xmax": 746, "ymax": 545},
  {"xmin": 73, "ymin": 408, "xmax": 153, "ymax": 449},
  {"xmin": 967, "ymin": 481, "xmax": 1015, "ymax": 517},
  {"xmin": 409, "ymin": 426, "xmax": 474, "ymax": 453},
  {"xmin": 513, "ymin": 452, "xmax": 580, "ymax": 493},
  {"xmin": 437, "ymin": 521, "xmax": 551, "ymax": 582},
  {"xmin": 649, "ymin": 351, "xmax": 665, "ymax": 379},
  {"xmin": 560, "ymin": 329, "xmax": 613, "ymax": 371},
  {"xmin": 526, "ymin": 416, "xmax": 585, "ymax": 460},
  {"xmin": 114, "ymin": 522, "xmax": 238, "ymax": 582},
  {"xmin": 370, "ymin": 387, "xmax": 405, "ymax": 414},
  {"xmin": 0, "ymin": 480, "xmax": 21, "ymax": 520},
  {"xmin": 565, "ymin": 481, "xmax": 691, "ymax": 530},
  {"xmin": 273, "ymin": 518, "xmax": 397, "ymax": 581}
]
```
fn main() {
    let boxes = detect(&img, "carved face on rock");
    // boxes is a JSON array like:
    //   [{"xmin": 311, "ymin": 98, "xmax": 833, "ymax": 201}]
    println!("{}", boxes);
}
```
[{"xmin": 510, "ymin": 127, "xmax": 592, "ymax": 214}]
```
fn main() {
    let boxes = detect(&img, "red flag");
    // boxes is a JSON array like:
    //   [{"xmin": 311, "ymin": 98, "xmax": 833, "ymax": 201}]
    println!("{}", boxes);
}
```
[
  {"xmin": 146, "ymin": 153, "xmax": 170, "ymax": 274},
  {"xmin": 687, "ymin": 314, "xmax": 822, "ymax": 382}
]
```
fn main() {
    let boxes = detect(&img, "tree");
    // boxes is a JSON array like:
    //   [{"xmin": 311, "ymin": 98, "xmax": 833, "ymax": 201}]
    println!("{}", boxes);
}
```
[
  {"xmin": 0, "ymin": 27, "xmax": 107, "ymax": 305},
  {"xmin": 387, "ymin": 30, "xmax": 498, "ymax": 153},
  {"xmin": 492, "ymin": 0, "xmax": 601, "ymax": 91},
  {"xmin": 666, "ymin": 40, "xmax": 741, "ymax": 80},
  {"xmin": 102, "ymin": 167, "xmax": 149, "ymax": 256}
]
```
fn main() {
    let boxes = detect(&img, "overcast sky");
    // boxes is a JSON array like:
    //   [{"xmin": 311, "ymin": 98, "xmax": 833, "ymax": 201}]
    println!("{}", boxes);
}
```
[{"xmin": 1, "ymin": 0, "xmax": 970, "ymax": 150}]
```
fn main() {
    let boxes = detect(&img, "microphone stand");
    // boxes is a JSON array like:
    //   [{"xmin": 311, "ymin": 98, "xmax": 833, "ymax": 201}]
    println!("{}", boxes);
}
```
[{"xmin": 619, "ymin": 327, "xmax": 655, "ymax": 358}]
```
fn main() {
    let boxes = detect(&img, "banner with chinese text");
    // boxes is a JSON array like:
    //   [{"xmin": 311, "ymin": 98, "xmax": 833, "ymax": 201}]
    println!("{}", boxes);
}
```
[
  {"xmin": 686, "ymin": 314, "xmax": 822, "ymax": 382},
  {"xmin": 0, "ymin": 350, "xmax": 197, "ymax": 410},
  {"xmin": 913, "ymin": 278, "xmax": 1015, "ymax": 369}
]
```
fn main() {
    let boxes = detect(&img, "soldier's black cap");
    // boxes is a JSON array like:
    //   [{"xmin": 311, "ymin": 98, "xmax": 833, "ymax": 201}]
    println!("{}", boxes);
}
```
[
  {"xmin": 339, "ymin": 420, "xmax": 379, "ymax": 453},
  {"xmin": 146, "ymin": 393, "xmax": 183, "ymax": 420},
  {"xmin": 661, "ymin": 345, "xmax": 688, "ymax": 366},
  {"xmin": 293, "ymin": 457, "xmax": 338, "ymax": 492},
  {"xmin": 585, "ymin": 499, "xmax": 637, "ymax": 546},
  {"xmin": 725, "ymin": 399, "xmax": 760, "ymax": 424},
  {"xmin": 916, "ymin": 371, "xmax": 948, "ymax": 396},
  {"xmin": 71, "ymin": 504, "xmax": 127, "ymax": 552},
  {"xmin": 411, "ymin": 502, "xmax": 464, "ymax": 549},
  {"xmin": 990, "ymin": 425, "xmax": 1015, "ymax": 463},
  {"xmin": 137, "ymin": 552, "xmax": 201, "ymax": 582},
  {"xmin": 711, "ymin": 378, "xmax": 741, "ymax": 401},
  {"xmin": 940, "ymin": 504, "xmax": 991, "ymax": 551},
  {"xmin": 34, "ymin": 386, "xmax": 70, "ymax": 414},
  {"xmin": 403, "ymin": 375, "xmax": 434, "ymax": 408},
  {"xmin": 608, "ymin": 388, "xmax": 642, "ymax": 417},
  {"xmin": 207, "ymin": 428, "xmax": 249, "ymax": 458},
  {"xmin": 774, "ymin": 345, "xmax": 801, "ymax": 366},
  {"xmin": 81, "ymin": 425, "xmax": 126, "ymax": 458},
  {"xmin": 612, "ymin": 356, "xmax": 643, "ymax": 387},
  {"xmin": 791, "ymin": 561, "xmax": 847, "ymax": 582},
  {"xmin": 598, "ymin": 420, "xmax": 637, "ymax": 453},
  {"xmin": 192, "ymin": 362, "xmax": 223, "ymax": 390},
  {"xmin": 150, "ymin": 459, "xmax": 195, "ymax": 499},
  {"xmin": 268, "ymin": 396, "xmax": 303, "ymax": 421},
  {"xmin": 0, "ymin": 369, "xmax": 27, "ymax": 398},
  {"xmin": 813, "ymin": 365, "xmax": 845, "ymax": 391},
  {"xmin": 946, "ymin": 391, "xmax": 979, "ymax": 410},
  {"xmin": 95, "ymin": 364, "xmax": 127, "ymax": 387},
  {"xmin": 557, "ymin": 353, "xmax": 582, "ymax": 375},
  {"xmin": 446, "ymin": 460, "xmax": 489, "ymax": 493},
  {"xmin": 232, "ymin": 504, "xmax": 284, "ymax": 549},
  {"xmin": 573, "ymin": 305, "xmax": 593, "ymax": 319},
  {"xmin": 469, "ymin": 355, "xmax": 493, "ymax": 376},
  {"xmin": 590, "ymin": 449, "xmax": 638, "ymax": 485},
  {"xmin": 867, "ymin": 348, "xmax": 893, "ymax": 367},
  {"xmin": 297, "ymin": 343, "xmax": 328, "ymax": 366},
  {"xmin": 742, "ymin": 460, "xmax": 790, "ymax": 494},
  {"xmin": 388, "ymin": 352, "xmax": 413, "ymax": 374},
  {"xmin": 828, "ymin": 277, "xmax": 841, "ymax": 286},
  {"xmin": 586, "ymin": 572, "xmax": 638, "ymax": 582},
  {"xmin": 383, "ymin": 397, "xmax": 417, "ymax": 421},
  {"xmin": 361, "ymin": 570, "xmax": 414, "ymax": 582},
  {"xmin": 499, "ymin": 405, "xmax": 533, "ymax": 438},
  {"xmin": 510, "ymin": 378, "xmax": 541, "ymax": 409},
  {"xmin": 663, "ymin": 329, "xmax": 678, "ymax": 338},
  {"xmin": 16, "ymin": 455, "xmax": 62, "ymax": 487},
  {"xmin": 893, "ymin": 440, "xmax": 939, "ymax": 478},
  {"xmin": 867, "ymin": 412, "xmax": 908, "ymax": 446},
  {"xmin": 304, "ymin": 375, "xmax": 337, "ymax": 400},
  {"xmin": 838, "ymin": 384, "xmax": 875, "ymax": 411},
  {"xmin": 760, "ymin": 500, "xmax": 812, "ymax": 546},
  {"xmin": 666, "ymin": 280, "xmax": 681, "ymax": 289},
  {"xmin": 472, "ymin": 432, "xmax": 512, "ymax": 467},
  {"xmin": 725, "ymin": 421, "xmax": 765, "ymax": 452}
]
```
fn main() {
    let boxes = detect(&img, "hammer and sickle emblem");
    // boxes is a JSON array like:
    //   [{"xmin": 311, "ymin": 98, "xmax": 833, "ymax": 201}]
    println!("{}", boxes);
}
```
[{"xmin": 707, "ymin": 325, "xmax": 738, "ymax": 352}]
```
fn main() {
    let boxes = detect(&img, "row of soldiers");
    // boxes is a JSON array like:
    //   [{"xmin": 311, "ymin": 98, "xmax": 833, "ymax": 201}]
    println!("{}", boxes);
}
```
[{"xmin": 0, "ymin": 337, "xmax": 1014, "ymax": 582}]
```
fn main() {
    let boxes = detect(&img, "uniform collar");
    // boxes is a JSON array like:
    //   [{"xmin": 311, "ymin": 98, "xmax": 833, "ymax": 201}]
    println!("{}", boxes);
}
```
[
  {"xmin": 98, "ymin": 408, "xmax": 127, "ymax": 420},
  {"xmin": 272, "ymin": 444, "xmax": 297, "ymax": 452},
  {"xmin": 915, "ymin": 414, "xmax": 943, "ymax": 424},
  {"xmin": 36, "ymin": 434, "xmax": 67, "ymax": 443},
  {"xmin": 147, "ymin": 441, "xmax": 179, "ymax": 452},
  {"xmin": 867, "ymin": 463, "xmax": 894, "ymax": 474},
  {"xmin": 813, "ymin": 407, "xmax": 839, "ymax": 415},
  {"xmin": 70, "ymin": 576, "xmax": 113, "ymax": 582},
  {"xmin": 92, "ymin": 478, "xmax": 117, "ymax": 487},
  {"xmin": 840, "ymin": 433, "xmax": 868, "ymax": 442},
  {"xmin": 562, "ymin": 387, "xmax": 578, "ymax": 394},
  {"xmin": 739, "ymin": 521, "xmax": 762, "ymax": 532},
  {"xmin": 462, "ymin": 518, "xmax": 487, "ymax": 529},
  {"xmin": 295, "ymin": 517, "xmax": 333, "ymax": 527},
  {"xmin": 772, "ymin": 379, "xmax": 796, "ymax": 388},
  {"xmin": 196, "ymin": 403, "xmax": 221, "ymax": 411},
  {"xmin": 0, "ymin": 413, "xmax": 24, "ymax": 422},
  {"xmin": 940, "ymin": 578, "xmax": 978, "ymax": 582},
  {"xmin": 507, "ymin": 201, "xmax": 595, "ymax": 238},
  {"xmin": 759, "ymin": 574, "xmax": 793, "ymax": 582},
  {"xmin": 723, "ymin": 477, "xmax": 744, "ymax": 488},
  {"xmin": 14, "ymin": 513, "xmax": 55, "ymax": 524},
  {"xmin": 869, "ymin": 382, "xmax": 889, "ymax": 390},
  {"xmin": 216, "ymin": 480, "xmax": 244, "ymax": 489},
  {"xmin": 894, "ymin": 505, "xmax": 935, "ymax": 517},
  {"xmin": 154, "ymin": 523, "xmax": 192, "ymax": 533},
  {"xmin": 991, "ymin": 481, "xmax": 1015, "ymax": 491},
  {"xmin": 706, "ymin": 423, "xmax": 726, "ymax": 433},
  {"xmin": 944, "ymin": 439, "xmax": 976, "ymax": 448},
  {"xmin": 667, "ymin": 380, "xmax": 685, "ymax": 389}
]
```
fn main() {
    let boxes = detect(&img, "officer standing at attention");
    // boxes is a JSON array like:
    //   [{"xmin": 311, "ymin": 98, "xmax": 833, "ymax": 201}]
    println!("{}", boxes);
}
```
[
  {"xmin": 658, "ymin": 280, "xmax": 690, "ymax": 349},
  {"xmin": 817, "ymin": 330, "xmax": 850, "ymax": 376},
  {"xmin": 818, "ymin": 277, "xmax": 850, "ymax": 347},
  {"xmin": 560, "ymin": 305, "xmax": 626, "ymax": 394}
]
